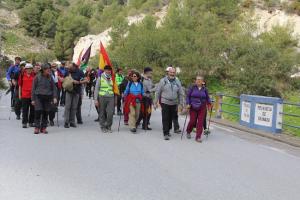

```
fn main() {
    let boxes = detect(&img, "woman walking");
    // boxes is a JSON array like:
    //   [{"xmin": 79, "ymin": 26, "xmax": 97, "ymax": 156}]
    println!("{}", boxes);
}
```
[
  {"xmin": 124, "ymin": 71, "xmax": 144, "ymax": 133},
  {"xmin": 18, "ymin": 63, "xmax": 35, "ymax": 128},
  {"xmin": 186, "ymin": 76, "xmax": 211, "ymax": 142},
  {"xmin": 31, "ymin": 63, "xmax": 57, "ymax": 134}
]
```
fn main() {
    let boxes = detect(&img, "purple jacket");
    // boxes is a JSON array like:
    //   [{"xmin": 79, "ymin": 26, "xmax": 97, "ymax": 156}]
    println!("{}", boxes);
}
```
[{"xmin": 186, "ymin": 85, "xmax": 211, "ymax": 108}]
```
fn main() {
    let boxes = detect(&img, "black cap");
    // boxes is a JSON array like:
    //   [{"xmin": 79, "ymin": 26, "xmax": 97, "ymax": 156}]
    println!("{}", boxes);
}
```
[
  {"xmin": 104, "ymin": 65, "xmax": 112, "ymax": 70},
  {"xmin": 144, "ymin": 67, "xmax": 153, "ymax": 73}
]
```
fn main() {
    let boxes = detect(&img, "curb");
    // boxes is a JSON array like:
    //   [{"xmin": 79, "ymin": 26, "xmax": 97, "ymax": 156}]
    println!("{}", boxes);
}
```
[{"xmin": 211, "ymin": 118, "xmax": 300, "ymax": 148}]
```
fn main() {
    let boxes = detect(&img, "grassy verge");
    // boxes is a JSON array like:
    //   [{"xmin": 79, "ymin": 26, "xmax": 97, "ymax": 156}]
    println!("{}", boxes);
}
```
[
  {"xmin": 282, "ymin": 92, "xmax": 300, "ymax": 136},
  {"xmin": 213, "ymin": 90, "xmax": 300, "ymax": 137}
]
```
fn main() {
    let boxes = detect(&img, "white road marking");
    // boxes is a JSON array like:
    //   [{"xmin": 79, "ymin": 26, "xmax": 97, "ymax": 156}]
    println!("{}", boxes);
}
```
[
  {"xmin": 212, "ymin": 124, "xmax": 235, "ymax": 133},
  {"xmin": 260, "ymin": 145, "xmax": 300, "ymax": 159}
]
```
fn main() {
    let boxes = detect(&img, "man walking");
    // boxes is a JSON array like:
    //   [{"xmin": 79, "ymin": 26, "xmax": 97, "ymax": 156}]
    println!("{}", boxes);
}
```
[
  {"xmin": 137, "ymin": 67, "xmax": 155, "ymax": 130},
  {"xmin": 94, "ymin": 65, "xmax": 117, "ymax": 133},
  {"xmin": 154, "ymin": 67, "xmax": 184, "ymax": 140},
  {"xmin": 64, "ymin": 63, "xmax": 85, "ymax": 128},
  {"xmin": 6, "ymin": 57, "xmax": 22, "ymax": 119}
]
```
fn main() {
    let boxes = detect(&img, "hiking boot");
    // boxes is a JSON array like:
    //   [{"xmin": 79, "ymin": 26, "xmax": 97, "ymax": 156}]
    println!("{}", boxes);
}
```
[
  {"xmin": 164, "ymin": 135, "xmax": 170, "ymax": 140},
  {"xmin": 70, "ymin": 123, "xmax": 77, "ymax": 128},
  {"xmin": 94, "ymin": 118, "xmax": 99, "ymax": 122},
  {"xmin": 107, "ymin": 127, "xmax": 112, "ymax": 133},
  {"xmin": 124, "ymin": 121, "xmax": 129, "ymax": 126},
  {"xmin": 130, "ymin": 128, "xmax": 137, "ymax": 133},
  {"xmin": 195, "ymin": 138, "xmax": 202, "ymax": 143},
  {"xmin": 174, "ymin": 129, "xmax": 182, "ymax": 134},
  {"xmin": 22, "ymin": 124, "xmax": 27, "ymax": 128},
  {"xmin": 40, "ymin": 128, "xmax": 48, "ymax": 134},
  {"xmin": 50, "ymin": 121, "xmax": 54, "ymax": 126},
  {"xmin": 186, "ymin": 133, "xmax": 191, "ymax": 139},
  {"xmin": 77, "ymin": 121, "xmax": 83, "ymax": 124},
  {"xmin": 101, "ymin": 127, "xmax": 107, "ymax": 133},
  {"xmin": 142, "ymin": 127, "xmax": 152, "ymax": 131},
  {"xmin": 29, "ymin": 123, "xmax": 35, "ymax": 127},
  {"xmin": 64, "ymin": 123, "xmax": 70, "ymax": 128},
  {"xmin": 34, "ymin": 128, "xmax": 40, "ymax": 134},
  {"xmin": 204, "ymin": 129, "xmax": 211, "ymax": 135},
  {"xmin": 16, "ymin": 115, "xmax": 21, "ymax": 120}
]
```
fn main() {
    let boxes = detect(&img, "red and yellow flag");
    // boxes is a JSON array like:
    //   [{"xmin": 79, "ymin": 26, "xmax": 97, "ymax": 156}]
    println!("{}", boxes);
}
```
[{"xmin": 99, "ymin": 42, "xmax": 119, "ymax": 95}]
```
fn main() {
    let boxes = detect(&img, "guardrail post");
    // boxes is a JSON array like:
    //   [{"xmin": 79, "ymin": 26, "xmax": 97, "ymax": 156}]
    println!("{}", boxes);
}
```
[{"xmin": 215, "ymin": 92, "xmax": 223, "ymax": 119}]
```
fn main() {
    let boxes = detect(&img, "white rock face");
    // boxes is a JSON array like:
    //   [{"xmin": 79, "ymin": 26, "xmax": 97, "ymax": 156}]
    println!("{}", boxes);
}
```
[
  {"xmin": 72, "ymin": 6, "xmax": 169, "ymax": 62},
  {"xmin": 0, "ymin": 8, "xmax": 20, "ymax": 28},
  {"xmin": 254, "ymin": 8, "xmax": 300, "ymax": 36}
]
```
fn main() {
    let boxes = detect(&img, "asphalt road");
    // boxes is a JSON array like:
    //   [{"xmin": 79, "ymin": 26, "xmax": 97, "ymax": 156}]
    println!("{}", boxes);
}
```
[{"xmin": 1, "ymin": 91, "xmax": 300, "ymax": 200}]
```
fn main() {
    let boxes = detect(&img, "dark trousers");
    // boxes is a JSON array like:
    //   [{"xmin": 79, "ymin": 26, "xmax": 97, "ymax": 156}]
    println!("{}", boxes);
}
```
[
  {"xmin": 186, "ymin": 104, "xmax": 207, "ymax": 139},
  {"xmin": 172, "ymin": 105, "xmax": 180, "ymax": 131},
  {"xmin": 21, "ymin": 98, "xmax": 34, "ymax": 124},
  {"xmin": 137, "ymin": 96, "xmax": 152, "ymax": 128},
  {"xmin": 86, "ymin": 84, "xmax": 93, "ymax": 98},
  {"xmin": 10, "ymin": 86, "xmax": 15, "ymax": 108},
  {"xmin": 34, "ymin": 97, "xmax": 51, "ymax": 129},
  {"xmin": 49, "ymin": 104, "xmax": 57, "ymax": 122},
  {"xmin": 117, "ymin": 95, "xmax": 122, "ymax": 112},
  {"xmin": 35, "ymin": 111, "xmax": 48, "ymax": 129},
  {"xmin": 203, "ymin": 109, "xmax": 207, "ymax": 130},
  {"xmin": 14, "ymin": 99, "xmax": 22, "ymax": 117},
  {"xmin": 57, "ymin": 87, "xmax": 61, "ymax": 105},
  {"xmin": 161, "ymin": 103, "xmax": 178, "ymax": 136},
  {"xmin": 60, "ymin": 89, "xmax": 66, "ymax": 105},
  {"xmin": 76, "ymin": 96, "xmax": 82, "ymax": 122}
]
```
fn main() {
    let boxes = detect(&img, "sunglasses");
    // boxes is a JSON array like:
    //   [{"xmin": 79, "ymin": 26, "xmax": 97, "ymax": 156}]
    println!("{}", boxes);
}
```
[{"xmin": 132, "ymin": 75, "xmax": 137, "ymax": 78}]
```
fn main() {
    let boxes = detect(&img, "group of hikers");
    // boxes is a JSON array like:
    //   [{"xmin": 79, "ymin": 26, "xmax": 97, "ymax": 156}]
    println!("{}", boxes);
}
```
[{"xmin": 6, "ymin": 56, "xmax": 212, "ymax": 142}]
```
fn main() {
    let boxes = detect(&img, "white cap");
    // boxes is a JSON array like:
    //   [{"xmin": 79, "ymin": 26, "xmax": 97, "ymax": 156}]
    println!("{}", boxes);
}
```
[
  {"xmin": 25, "ymin": 63, "xmax": 33, "ymax": 69},
  {"xmin": 165, "ymin": 66, "xmax": 173, "ymax": 72}
]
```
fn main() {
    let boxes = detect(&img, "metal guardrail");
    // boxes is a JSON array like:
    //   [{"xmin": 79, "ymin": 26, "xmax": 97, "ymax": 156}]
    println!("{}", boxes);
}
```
[
  {"xmin": 216, "ymin": 93, "xmax": 300, "ymax": 131},
  {"xmin": 215, "ymin": 93, "xmax": 240, "ymax": 118},
  {"xmin": 279, "ymin": 101, "xmax": 300, "ymax": 130}
]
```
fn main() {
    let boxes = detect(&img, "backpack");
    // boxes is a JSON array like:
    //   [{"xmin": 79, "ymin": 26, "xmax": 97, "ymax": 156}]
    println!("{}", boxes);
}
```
[
  {"xmin": 62, "ymin": 74, "xmax": 74, "ymax": 92},
  {"xmin": 128, "ymin": 81, "xmax": 143, "ymax": 94}
]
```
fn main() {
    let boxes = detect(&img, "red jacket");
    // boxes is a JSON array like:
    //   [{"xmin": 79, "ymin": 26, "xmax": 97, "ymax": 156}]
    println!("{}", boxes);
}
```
[
  {"xmin": 18, "ymin": 72, "xmax": 35, "ymax": 99},
  {"xmin": 57, "ymin": 70, "xmax": 64, "ymax": 89},
  {"xmin": 124, "ymin": 94, "xmax": 143, "ymax": 115}
]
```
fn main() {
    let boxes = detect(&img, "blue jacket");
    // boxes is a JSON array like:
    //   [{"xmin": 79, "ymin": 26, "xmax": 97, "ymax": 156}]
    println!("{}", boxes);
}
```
[
  {"xmin": 124, "ymin": 81, "xmax": 144, "ymax": 96},
  {"xmin": 58, "ymin": 67, "xmax": 68, "ymax": 77},
  {"xmin": 6, "ymin": 64, "xmax": 21, "ymax": 81}
]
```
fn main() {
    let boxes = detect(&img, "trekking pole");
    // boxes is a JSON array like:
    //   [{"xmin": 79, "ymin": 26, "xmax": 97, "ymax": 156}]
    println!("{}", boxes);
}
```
[
  {"xmin": 205, "ymin": 104, "xmax": 214, "ymax": 139},
  {"xmin": 118, "ymin": 113, "xmax": 122, "ymax": 133},
  {"xmin": 181, "ymin": 111, "xmax": 188, "ymax": 140}
]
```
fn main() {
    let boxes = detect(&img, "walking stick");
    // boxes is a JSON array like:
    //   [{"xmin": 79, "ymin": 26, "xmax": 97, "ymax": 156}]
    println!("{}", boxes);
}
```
[
  {"xmin": 181, "ymin": 111, "xmax": 188, "ymax": 140},
  {"xmin": 204, "ymin": 104, "xmax": 213, "ymax": 139}
]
